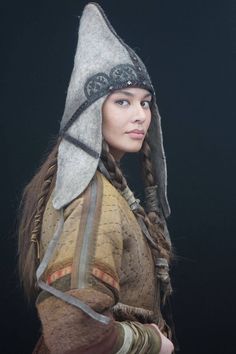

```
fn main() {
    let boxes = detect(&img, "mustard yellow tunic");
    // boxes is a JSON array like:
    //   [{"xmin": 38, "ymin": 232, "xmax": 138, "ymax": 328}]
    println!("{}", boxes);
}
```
[{"xmin": 36, "ymin": 171, "xmax": 163, "ymax": 353}]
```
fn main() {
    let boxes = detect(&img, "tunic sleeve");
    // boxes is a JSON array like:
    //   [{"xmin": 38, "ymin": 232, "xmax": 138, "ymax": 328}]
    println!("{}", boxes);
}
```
[{"xmin": 35, "ymin": 172, "xmax": 162, "ymax": 353}]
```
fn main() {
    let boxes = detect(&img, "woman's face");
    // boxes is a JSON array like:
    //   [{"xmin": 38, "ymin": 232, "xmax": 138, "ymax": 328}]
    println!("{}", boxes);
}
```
[{"xmin": 102, "ymin": 87, "xmax": 152, "ymax": 160}]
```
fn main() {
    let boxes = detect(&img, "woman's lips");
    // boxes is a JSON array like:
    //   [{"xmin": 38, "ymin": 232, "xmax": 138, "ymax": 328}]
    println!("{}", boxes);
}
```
[{"xmin": 126, "ymin": 130, "xmax": 145, "ymax": 140}]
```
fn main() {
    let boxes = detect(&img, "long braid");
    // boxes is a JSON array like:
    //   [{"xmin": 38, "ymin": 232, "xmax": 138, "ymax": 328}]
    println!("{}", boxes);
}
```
[
  {"xmin": 18, "ymin": 140, "xmax": 59, "ymax": 299},
  {"xmin": 142, "ymin": 137, "xmax": 179, "ymax": 344},
  {"xmin": 31, "ymin": 160, "xmax": 57, "ymax": 257},
  {"xmin": 101, "ymin": 140, "xmax": 170, "ymax": 265},
  {"xmin": 101, "ymin": 141, "xmax": 127, "ymax": 191},
  {"xmin": 101, "ymin": 140, "xmax": 172, "ymax": 306},
  {"xmin": 101, "ymin": 141, "xmax": 159, "ymax": 256}
]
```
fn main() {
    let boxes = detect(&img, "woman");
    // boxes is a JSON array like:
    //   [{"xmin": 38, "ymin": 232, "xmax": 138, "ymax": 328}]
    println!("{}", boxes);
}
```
[{"xmin": 18, "ymin": 3, "xmax": 175, "ymax": 353}]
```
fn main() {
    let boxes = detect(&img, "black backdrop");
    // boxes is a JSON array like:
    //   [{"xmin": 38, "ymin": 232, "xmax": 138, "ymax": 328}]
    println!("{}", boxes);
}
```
[{"xmin": 1, "ymin": 1, "xmax": 235, "ymax": 353}]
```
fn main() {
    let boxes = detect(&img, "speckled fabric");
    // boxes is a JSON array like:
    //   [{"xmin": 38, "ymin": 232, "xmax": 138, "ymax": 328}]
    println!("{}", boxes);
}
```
[
  {"xmin": 36, "ymin": 171, "xmax": 163, "ymax": 352},
  {"xmin": 39, "ymin": 172, "xmax": 157, "ymax": 310}
]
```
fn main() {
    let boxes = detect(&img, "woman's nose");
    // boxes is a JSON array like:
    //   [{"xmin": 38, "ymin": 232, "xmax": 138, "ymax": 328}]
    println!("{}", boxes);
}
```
[{"xmin": 131, "ymin": 103, "xmax": 146, "ymax": 122}]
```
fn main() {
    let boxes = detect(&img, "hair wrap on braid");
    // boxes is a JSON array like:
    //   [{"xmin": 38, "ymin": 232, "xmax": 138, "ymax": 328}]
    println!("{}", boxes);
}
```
[{"xmin": 142, "ymin": 139, "xmax": 163, "ymax": 223}]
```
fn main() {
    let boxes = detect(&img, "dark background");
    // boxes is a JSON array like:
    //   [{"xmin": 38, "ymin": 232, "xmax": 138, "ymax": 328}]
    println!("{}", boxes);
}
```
[{"xmin": 1, "ymin": 0, "xmax": 235, "ymax": 353}]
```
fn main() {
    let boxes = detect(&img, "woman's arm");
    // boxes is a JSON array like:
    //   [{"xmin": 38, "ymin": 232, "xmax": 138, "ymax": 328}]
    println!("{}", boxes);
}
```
[
  {"xmin": 37, "ymin": 292, "xmax": 173, "ymax": 354},
  {"xmin": 36, "ymin": 288, "xmax": 123, "ymax": 353},
  {"xmin": 36, "ymin": 173, "xmax": 173, "ymax": 353}
]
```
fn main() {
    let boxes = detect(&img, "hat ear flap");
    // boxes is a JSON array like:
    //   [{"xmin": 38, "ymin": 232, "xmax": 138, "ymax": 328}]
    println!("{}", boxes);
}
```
[
  {"xmin": 148, "ymin": 100, "xmax": 170, "ymax": 219},
  {"xmin": 53, "ymin": 96, "xmax": 106, "ymax": 210}
]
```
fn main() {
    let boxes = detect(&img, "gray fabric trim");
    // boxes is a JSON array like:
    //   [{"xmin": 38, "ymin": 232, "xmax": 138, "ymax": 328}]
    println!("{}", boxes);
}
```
[
  {"xmin": 37, "ymin": 281, "xmax": 110, "ymax": 324},
  {"xmin": 36, "ymin": 209, "xmax": 110, "ymax": 325},
  {"xmin": 60, "ymin": 95, "xmax": 102, "ymax": 134},
  {"xmin": 36, "ymin": 210, "xmax": 64, "ymax": 280},
  {"xmin": 149, "ymin": 102, "xmax": 171, "ymax": 219},
  {"xmin": 77, "ymin": 177, "xmax": 98, "ymax": 288}
]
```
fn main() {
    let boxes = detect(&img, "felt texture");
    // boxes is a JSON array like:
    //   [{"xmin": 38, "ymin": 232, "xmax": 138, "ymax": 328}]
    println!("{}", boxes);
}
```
[
  {"xmin": 53, "ymin": 97, "xmax": 105, "ymax": 209},
  {"xmin": 60, "ymin": 3, "xmax": 131, "ymax": 131},
  {"xmin": 149, "ymin": 101, "xmax": 171, "ymax": 218},
  {"xmin": 54, "ymin": 2, "xmax": 170, "ymax": 220}
]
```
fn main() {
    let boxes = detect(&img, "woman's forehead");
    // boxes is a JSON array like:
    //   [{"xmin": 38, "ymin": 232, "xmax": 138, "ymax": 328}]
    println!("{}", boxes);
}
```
[{"xmin": 110, "ymin": 87, "xmax": 152, "ymax": 98}]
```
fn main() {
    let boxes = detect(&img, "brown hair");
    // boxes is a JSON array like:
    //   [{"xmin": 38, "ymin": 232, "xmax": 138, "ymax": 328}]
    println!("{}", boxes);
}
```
[{"xmin": 18, "ymin": 139, "xmax": 60, "ymax": 300}]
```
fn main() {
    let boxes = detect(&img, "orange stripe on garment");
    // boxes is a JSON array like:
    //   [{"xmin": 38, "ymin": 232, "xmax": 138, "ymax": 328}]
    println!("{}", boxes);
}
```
[
  {"xmin": 92, "ymin": 267, "xmax": 120, "ymax": 292},
  {"xmin": 47, "ymin": 265, "xmax": 72, "ymax": 284}
]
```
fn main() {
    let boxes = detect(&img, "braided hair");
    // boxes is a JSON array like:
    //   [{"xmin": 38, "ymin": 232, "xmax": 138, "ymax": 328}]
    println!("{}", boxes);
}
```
[
  {"xmin": 101, "ymin": 139, "xmax": 172, "ymax": 303},
  {"xmin": 18, "ymin": 139, "xmax": 60, "ymax": 299}
]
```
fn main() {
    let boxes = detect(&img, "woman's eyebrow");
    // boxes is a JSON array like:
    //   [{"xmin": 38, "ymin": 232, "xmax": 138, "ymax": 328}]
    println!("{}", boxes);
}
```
[
  {"xmin": 113, "ymin": 90, "xmax": 152, "ymax": 99},
  {"xmin": 143, "ymin": 93, "xmax": 152, "ymax": 99}
]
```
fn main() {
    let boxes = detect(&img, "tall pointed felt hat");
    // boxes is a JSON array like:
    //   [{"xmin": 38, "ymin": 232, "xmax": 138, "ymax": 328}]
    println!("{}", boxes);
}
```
[{"xmin": 53, "ymin": 2, "xmax": 170, "ymax": 219}]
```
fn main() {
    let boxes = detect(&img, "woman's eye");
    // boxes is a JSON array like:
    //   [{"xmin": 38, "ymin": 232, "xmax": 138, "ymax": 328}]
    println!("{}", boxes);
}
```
[
  {"xmin": 141, "ymin": 101, "xmax": 151, "ymax": 108},
  {"xmin": 115, "ymin": 100, "xmax": 129, "ymax": 106}
]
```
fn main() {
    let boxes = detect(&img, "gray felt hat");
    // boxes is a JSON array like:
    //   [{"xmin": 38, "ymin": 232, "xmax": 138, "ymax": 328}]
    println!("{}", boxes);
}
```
[{"xmin": 53, "ymin": 2, "xmax": 170, "ymax": 218}]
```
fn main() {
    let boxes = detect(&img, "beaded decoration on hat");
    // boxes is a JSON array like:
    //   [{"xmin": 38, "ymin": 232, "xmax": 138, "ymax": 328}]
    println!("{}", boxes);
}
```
[{"xmin": 53, "ymin": 2, "xmax": 170, "ymax": 222}]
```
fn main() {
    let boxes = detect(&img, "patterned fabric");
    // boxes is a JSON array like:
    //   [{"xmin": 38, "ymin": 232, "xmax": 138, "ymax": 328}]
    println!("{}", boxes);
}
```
[
  {"xmin": 46, "ymin": 266, "xmax": 72, "ymax": 285},
  {"xmin": 36, "ymin": 172, "xmax": 163, "ymax": 353},
  {"xmin": 84, "ymin": 64, "xmax": 152, "ymax": 102},
  {"xmin": 92, "ymin": 267, "xmax": 120, "ymax": 292},
  {"xmin": 39, "ymin": 172, "xmax": 157, "ymax": 310}
]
